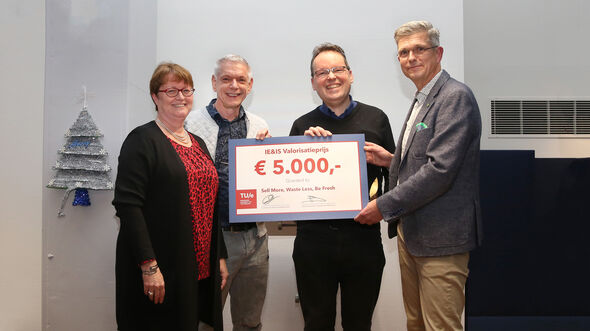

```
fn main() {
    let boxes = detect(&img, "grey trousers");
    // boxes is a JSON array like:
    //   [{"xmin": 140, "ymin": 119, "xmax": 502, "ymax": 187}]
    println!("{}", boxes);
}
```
[{"xmin": 201, "ymin": 227, "xmax": 269, "ymax": 331}]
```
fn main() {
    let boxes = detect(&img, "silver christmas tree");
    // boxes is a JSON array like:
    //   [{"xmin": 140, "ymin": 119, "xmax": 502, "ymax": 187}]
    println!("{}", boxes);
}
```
[{"xmin": 48, "ymin": 92, "xmax": 113, "ymax": 216}]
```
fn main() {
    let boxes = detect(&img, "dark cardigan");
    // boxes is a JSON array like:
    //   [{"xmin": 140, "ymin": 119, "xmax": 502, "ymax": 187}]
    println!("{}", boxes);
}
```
[{"xmin": 113, "ymin": 121, "xmax": 226, "ymax": 331}]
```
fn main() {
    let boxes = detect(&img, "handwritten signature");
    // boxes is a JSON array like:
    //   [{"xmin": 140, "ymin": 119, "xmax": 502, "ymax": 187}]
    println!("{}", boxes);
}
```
[
  {"xmin": 262, "ymin": 194, "xmax": 279, "ymax": 205},
  {"xmin": 304, "ymin": 195, "xmax": 326, "ymax": 203}
]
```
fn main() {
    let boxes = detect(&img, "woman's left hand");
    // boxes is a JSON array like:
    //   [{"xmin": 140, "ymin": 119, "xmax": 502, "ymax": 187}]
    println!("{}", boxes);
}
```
[
  {"xmin": 219, "ymin": 259, "xmax": 229, "ymax": 290},
  {"xmin": 142, "ymin": 261, "xmax": 165, "ymax": 304}
]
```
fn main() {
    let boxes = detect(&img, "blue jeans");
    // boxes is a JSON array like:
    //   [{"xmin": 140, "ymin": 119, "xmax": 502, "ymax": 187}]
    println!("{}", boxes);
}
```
[{"xmin": 217, "ymin": 227, "xmax": 269, "ymax": 331}]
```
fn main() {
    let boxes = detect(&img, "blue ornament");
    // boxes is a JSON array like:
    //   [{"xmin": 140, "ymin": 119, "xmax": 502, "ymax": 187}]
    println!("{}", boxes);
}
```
[{"xmin": 72, "ymin": 188, "xmax": 91, "ymax": 206}]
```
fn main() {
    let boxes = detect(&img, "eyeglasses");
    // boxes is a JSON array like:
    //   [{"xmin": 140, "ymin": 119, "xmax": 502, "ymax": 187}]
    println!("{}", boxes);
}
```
[
  {"xmin": 158, "ymin": 88, "xmax": 195, "ymax": 97},
  {"xmin": 313, "ymin": 66, "xmax": 349, "ymax": 79},
  {"xmin": 398, "ymin": 46, "xmax": 438, "ymax": 59}
]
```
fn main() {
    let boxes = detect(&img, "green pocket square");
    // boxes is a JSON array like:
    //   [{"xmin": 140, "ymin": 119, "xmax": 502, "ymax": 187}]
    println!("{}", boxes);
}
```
[{"xmin": 415, "ymin": 122, "xmax": 428, "ymax": 131}]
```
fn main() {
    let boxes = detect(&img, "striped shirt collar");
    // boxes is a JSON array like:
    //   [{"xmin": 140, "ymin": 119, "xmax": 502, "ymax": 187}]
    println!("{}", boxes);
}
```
[{"xmin": 415, "ymin": 70, "xmax": 442, "ymax": 105}]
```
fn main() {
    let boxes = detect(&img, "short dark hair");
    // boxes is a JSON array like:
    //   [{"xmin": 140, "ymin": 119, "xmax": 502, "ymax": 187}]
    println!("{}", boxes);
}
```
[{"xmin": 310, "ymin": 42, "xmax": 350, "ymax": 77}]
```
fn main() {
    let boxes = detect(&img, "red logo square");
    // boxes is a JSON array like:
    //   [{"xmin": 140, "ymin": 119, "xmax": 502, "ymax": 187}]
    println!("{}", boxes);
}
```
[{"xmin": 236, "ymin": 189, "xmax": 257, "ymax": 209}]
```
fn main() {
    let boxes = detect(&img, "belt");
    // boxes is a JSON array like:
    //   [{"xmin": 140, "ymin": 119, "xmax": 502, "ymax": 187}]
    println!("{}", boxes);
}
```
[{"xmin": 222, "ymin": 222, "xmax": 256, "ymax": 232}]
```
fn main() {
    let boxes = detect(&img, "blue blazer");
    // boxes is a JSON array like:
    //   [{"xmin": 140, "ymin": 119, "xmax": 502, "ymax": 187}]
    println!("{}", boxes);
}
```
[{"xmin": 376, "ymin": 70, "xmax": 483, "ymax": 257}]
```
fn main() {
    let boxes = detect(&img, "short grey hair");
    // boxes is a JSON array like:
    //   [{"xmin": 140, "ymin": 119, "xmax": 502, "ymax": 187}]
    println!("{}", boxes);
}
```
[
  {"xmin": 394, "ymin": 20, "xmax": 440, "ymax": 47},
  {"xmin": 310, "ymin": 42, "xmax": 350, "ymax": 77},
  {"xmin": 214, "ymin": 54, "xmax": 252, "ymax": 78}
]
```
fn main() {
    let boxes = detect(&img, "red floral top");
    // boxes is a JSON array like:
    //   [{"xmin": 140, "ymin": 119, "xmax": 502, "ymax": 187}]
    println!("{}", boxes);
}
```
[{"xmin": 170, "ymin": 135, "xmax": 218, "ymax": 280}]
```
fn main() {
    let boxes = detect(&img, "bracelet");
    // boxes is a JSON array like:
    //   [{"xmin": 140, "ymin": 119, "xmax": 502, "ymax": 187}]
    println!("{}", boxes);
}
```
[{"xmin": 142, "ymin": 264, "xmax": 159, "ymax": 275}]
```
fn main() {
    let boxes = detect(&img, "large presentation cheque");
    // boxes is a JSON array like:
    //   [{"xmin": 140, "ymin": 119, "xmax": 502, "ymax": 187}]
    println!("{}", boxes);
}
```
[{"xmin": 228, "ymin": 134, "xmax": 368, "ymax": 223}]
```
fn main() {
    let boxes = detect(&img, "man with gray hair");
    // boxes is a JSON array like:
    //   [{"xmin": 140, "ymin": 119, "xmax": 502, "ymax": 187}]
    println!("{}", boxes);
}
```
[
  {"xmin": 355, "ymin": 20, "xmax": 482, "ymax": 331},
  {"xmin": 185, "ymin": 54, "xmax": 270, "ymax": 331}
]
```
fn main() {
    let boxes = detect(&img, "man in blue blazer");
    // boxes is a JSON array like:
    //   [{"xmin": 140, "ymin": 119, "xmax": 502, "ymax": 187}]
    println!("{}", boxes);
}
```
[{"xmin": 355, "ymin": 20, "xmax": 482, "ymax": 331}]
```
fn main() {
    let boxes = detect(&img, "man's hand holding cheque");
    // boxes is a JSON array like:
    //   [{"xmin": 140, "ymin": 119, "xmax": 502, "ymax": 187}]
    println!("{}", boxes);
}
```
[
  {"xmin": 354, "ymin": 141, "xmax": 392, "ymax": 225},
  {"xmin": 363, "ymin": 141, "xmax": 393, "ymax": 168},
  {"xmin": 354, "ymin": 199, "xmax": 384, "ymax": 225}
]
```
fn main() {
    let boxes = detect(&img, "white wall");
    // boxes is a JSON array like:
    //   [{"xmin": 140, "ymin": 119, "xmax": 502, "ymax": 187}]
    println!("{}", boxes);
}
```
[
  {"xmin": 0, "ymin": 1, "xmax": 44, "ymax": 330},
  {"xmin": 157, "ymin": 0, "xmax": 464, "ymax": 138},
  {"xmin": 465, "ymin": 0, "xmax": 590, "ymax": 158},
  {"xmin": 41, "ymin": 1, "xmax": 158, "ymax": 330},
  {"xmin": 42, "ymin": 1, "xmax": 127, "ymax": 330}
]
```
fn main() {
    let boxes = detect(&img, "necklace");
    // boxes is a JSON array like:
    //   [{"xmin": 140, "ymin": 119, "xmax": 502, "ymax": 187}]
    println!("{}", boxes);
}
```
[{"xmin": 155, "ymin": 117, "xmax": 190, "ymax": 144}]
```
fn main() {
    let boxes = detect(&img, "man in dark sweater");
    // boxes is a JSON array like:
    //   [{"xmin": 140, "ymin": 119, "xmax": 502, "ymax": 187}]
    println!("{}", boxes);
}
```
[{"xmin": 289, "ymin": 43, "xmax": 396, "ymax": 331}]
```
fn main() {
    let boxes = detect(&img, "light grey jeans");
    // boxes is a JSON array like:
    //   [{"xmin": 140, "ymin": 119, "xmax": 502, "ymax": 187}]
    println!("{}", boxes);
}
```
[{"xmin": 200, "ymin": 227, "xmax": 269, "ymax": 331}]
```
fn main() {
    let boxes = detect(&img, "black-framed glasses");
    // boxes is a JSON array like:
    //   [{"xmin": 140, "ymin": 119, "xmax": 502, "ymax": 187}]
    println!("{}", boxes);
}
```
[
  {"xmin": 158, "ymin": 88, "xmax": 195, "ymax": 97},
  {"xmin": 313, "ymin": 66, "xmax": 350, "ymax": 79},
  {"xmin": 398, "ymin": 46, "xmax": 438, "ymax": 59}
]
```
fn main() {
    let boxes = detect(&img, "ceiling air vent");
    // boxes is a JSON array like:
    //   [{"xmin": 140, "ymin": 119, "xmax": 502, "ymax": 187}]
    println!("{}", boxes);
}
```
[{"xmin": 491, "ymin": 100, "xmax": 590, "ymax": 136}]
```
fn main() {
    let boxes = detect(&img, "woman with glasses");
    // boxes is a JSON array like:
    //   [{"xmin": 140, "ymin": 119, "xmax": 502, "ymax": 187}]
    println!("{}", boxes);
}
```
[{"xmin": 113, "ymin": 62, "xmax": 227, "ymax": 330}]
